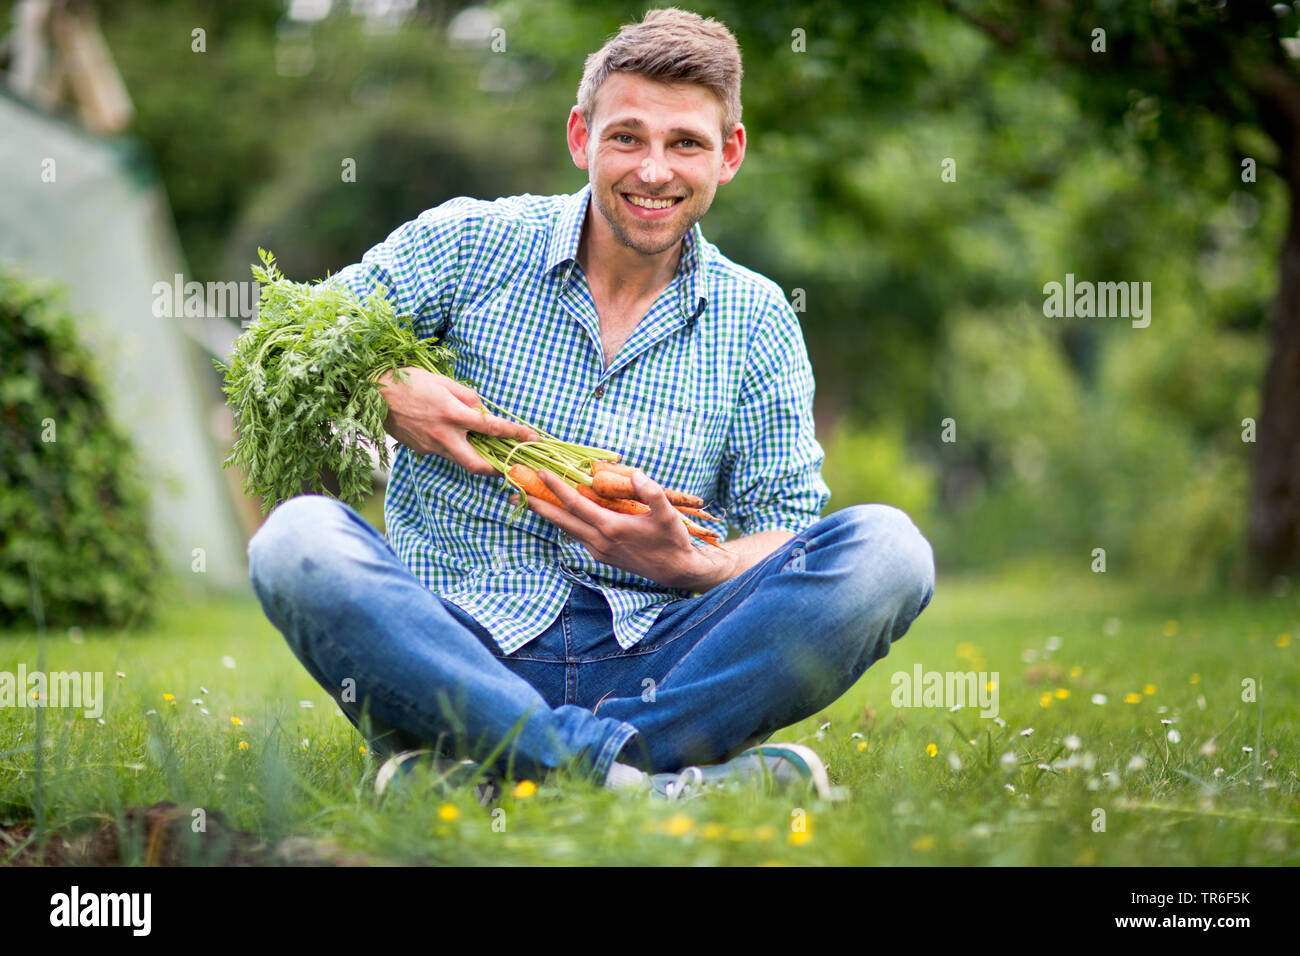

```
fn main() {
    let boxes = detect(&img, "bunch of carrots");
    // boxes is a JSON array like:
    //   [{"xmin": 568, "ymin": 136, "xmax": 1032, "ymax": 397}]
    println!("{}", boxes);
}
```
[{"xmin": 470, "ymin": 428, "xmax": 723, "ymax": 548}]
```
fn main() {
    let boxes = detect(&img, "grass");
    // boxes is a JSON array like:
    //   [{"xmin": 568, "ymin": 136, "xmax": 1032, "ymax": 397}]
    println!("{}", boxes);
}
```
[{"xmin": 1, "ymin": 558, "xmax": 1297, "ymax": 865}]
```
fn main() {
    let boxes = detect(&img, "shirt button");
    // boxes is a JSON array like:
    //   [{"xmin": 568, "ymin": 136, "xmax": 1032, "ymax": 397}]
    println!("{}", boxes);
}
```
[{"xmin": 593, "ymin": 384, "xmax": 605, "ymax": 398}]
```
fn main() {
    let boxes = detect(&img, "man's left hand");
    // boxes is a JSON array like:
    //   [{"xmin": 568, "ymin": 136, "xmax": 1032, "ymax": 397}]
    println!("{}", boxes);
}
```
[{"xmin": 509, "ymin": 468, "xmax": 739, "ymax": 592}]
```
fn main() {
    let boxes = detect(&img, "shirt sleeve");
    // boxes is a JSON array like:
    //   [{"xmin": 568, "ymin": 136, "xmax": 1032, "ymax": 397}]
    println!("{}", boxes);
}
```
[
  {"xmin": 718, "ymin": 291, "xmax": 831, "ymax": 537},
  {"xmin": 328, "ymin": 196, "xmax": 481, "ymax": 337}
]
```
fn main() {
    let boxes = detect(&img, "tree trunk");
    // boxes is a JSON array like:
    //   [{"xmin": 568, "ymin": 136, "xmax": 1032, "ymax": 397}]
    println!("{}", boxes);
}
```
[{"xmin": 1248, "ymin": 184, "xmax": 1300, "ymax": 578}]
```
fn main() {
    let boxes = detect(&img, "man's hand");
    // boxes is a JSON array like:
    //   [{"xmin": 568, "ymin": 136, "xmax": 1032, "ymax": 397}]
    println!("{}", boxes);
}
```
[
  {"xmin": 510, "ymin": 467, "xmax": 741, "ymax": 592},
  {"xmin": 377, "ymin": 367, "xmax": 539, "ymax": 477}
]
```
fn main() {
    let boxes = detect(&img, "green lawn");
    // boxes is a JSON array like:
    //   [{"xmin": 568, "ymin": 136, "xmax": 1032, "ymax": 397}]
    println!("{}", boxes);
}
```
[{"xmin": 2, "ymin": 560, "xmax": 1297, "ymax": 865}]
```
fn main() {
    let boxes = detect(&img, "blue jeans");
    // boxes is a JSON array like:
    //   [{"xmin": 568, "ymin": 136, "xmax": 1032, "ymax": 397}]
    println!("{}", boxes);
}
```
[{"xmin": 248, "ymin": 496, "xmax": 935, "ymax": 783}]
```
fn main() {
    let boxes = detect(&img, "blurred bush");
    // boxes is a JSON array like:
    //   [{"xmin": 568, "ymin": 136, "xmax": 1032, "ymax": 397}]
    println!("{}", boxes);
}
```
[
  {"xmin": 820, "ymin": 420, "xmax": 937, "ymax": 533},
  {"xmin": 0, "ymin": 268, "xmax": 161, "ymax": 628},
  {"xmin": 930, "ymin": 303, "xmax": 1260, "ymax": 587}
]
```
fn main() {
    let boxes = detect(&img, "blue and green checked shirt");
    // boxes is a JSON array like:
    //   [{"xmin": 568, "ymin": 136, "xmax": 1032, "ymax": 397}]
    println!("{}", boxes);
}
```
[{"xmin": 333, "ymin": 184, "xmax": 830, "ymax": 655}]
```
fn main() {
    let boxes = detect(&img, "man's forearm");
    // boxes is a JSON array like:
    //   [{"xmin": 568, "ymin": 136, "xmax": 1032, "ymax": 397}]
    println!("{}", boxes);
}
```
[{"xmin": 685, "ymin": 529, "xmax": 795, "ymax": 594}]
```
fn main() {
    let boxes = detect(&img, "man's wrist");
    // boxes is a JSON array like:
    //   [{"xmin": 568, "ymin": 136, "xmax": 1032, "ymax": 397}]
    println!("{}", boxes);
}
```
[{"xmin": 677, "ymin": 543, "xmax": 742, "ymax": 593}]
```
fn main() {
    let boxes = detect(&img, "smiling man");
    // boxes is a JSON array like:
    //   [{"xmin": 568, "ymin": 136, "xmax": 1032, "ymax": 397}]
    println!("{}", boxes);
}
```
[{"xmin": 248, "ymin": 7, "xmax": 935, "ymax": 801}]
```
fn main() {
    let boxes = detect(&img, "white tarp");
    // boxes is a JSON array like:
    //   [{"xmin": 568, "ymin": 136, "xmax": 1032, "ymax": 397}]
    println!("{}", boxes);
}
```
[{"xmin": 0, "ymin": 91, "xmax": 248, "ymax": 591}]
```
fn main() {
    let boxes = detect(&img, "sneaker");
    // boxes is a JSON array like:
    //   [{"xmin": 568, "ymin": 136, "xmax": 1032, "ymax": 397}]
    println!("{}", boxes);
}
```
[
  {"xmin": 374, "ymin": 749, "xmax": 500, "ymax": 806},
  {"xmin": 629, "ymin": 743, "xmax": 838, "ymax": 801}
]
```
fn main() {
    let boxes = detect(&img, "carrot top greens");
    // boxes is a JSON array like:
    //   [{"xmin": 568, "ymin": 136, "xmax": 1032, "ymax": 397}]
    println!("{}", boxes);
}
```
[{"xmin": 216, "ymin": 249, "xmax": 618, "ymax": 516}]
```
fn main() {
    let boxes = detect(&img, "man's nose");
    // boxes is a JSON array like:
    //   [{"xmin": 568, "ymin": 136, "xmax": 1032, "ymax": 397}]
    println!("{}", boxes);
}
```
[{"xmin": 638, "ymin": 147, "xmax": 674, "ymax": 185}]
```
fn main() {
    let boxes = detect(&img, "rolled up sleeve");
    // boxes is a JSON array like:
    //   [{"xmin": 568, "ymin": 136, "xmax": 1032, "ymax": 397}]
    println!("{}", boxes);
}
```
[{"xmin": 719, "ymin": 292, "xmax": 831, "ymax": 537}]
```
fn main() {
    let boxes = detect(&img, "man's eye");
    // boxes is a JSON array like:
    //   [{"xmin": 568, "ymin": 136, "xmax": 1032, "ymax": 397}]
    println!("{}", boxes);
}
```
[
  {"xmin": 614, "ymin": 134, "xmax": 636, "ymax": 145},
  {"xmin": 678, "ymin": 139, "xmax": 698, "ymax": 148}
]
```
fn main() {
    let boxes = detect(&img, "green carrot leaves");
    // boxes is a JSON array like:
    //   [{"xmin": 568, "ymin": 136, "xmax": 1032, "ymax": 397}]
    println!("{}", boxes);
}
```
[{"xmin": 216, "ymin": 249, "xmax": 455, "ymax": 512}]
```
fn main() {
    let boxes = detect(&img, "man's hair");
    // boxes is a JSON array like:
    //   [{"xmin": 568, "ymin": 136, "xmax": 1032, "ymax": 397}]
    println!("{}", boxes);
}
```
[{"xmin": 577, "ymin": 7, "xmax": 743, "ymax": 138}]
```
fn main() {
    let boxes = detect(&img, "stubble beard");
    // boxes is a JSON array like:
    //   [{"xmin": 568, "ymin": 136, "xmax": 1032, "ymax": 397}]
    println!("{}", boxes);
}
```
[{"xmin": 591, "ymin": 181, "xmax": 709, "ymax": 256}]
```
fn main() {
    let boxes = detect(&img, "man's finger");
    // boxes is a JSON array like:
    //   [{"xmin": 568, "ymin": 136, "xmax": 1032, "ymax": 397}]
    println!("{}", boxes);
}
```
[
  {"xmin": 444, "ymin": 432, "xmax": 497, "ymax": 476},
  {"xmin": 443, "ymin": 378, "xmax": 481, "ymax": 407},
  {"xmin": 450, "ymin": 404, "xmax": 539, "ymax": 443}
]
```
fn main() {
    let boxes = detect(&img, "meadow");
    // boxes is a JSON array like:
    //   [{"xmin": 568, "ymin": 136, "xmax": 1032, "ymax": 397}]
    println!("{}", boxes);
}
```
[{"xmin": 2, "ymin": 558, "xmax": 1296, "ymax": 866}]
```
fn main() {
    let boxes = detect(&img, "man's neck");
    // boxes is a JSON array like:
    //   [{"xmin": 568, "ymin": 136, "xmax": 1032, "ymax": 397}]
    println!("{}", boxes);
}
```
[{"xmin": 577, "ymin": 205, "xmax": 683, "ymax": 302}]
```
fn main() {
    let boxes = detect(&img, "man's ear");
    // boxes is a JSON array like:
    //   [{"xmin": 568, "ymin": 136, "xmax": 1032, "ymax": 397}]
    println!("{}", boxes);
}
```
[
  {"xmin": 717, "ymin": 122, "xmax": 746, "ymax": 186},
  {"xmin": 567, "ymin": 106, "xmax": 591, "ymax": 170}
]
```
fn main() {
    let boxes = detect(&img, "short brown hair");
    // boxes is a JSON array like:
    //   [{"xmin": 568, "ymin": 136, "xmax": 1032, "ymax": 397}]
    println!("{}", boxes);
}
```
[{"xmin": 577, "ymin": 7, "xmax": 743, "ymax": 138}]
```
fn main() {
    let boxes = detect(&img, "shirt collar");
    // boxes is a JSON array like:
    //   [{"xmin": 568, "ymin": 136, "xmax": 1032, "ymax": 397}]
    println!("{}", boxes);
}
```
[{"xmin": 546, "ymin": 183, "xmax": 710, "ymax": 325}]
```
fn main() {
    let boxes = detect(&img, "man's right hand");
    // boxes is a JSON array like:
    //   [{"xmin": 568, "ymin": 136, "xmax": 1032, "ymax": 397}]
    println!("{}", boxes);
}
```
[{"xmin": 376, "ymin": 367, "xmax": 540, "ymax": 477}]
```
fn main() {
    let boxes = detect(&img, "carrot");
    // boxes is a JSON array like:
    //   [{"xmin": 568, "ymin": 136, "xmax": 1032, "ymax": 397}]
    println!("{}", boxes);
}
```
[
  {"xmin": 674, "ymin": 505, "xmax": 722, "ymax": 522},
  {"xmin": 590, "ymin": 460, "xmax": 707, "ymax": 508},
  {"xmin": 576, "ymin": 484, "xmax": 651, "ymax": 514},
  {"xmin": 507, "ymin": 464, "xmax": 564, "ymax": 509},
  {"xmin": 511, "ymin": 463, "xmax": 720, "ymax": 546},
  {"xmin": 590, "ymin": 461, "xmax": 635, "ymax": 476},
  {"xmin": 679, "ymin": 514, "xmax": 723, "ymax": 547},
  {"xmin": 590, "ymin": 469, "xmax": 705, "ymax": 509}
]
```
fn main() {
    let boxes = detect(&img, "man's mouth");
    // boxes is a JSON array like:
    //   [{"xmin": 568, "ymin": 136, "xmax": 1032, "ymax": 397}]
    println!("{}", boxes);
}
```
[{"xmin": 620, "ymin": 192, "xmax": 684, "ymax": 218}]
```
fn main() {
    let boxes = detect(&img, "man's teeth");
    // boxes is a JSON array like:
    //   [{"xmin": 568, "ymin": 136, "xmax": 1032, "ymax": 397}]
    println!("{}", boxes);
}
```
[{"xmin": 626, "ymin": 194, "xmax": 677, "ymax": 209}]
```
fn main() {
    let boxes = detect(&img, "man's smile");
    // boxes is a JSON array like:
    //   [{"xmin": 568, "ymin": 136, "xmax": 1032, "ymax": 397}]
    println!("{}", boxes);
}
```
[{"xmin": 620, "ymin": 191, "xmax": 685, "ymax": 219}]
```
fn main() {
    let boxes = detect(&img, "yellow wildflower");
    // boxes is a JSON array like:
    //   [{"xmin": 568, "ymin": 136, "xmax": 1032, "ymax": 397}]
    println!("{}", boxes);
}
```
[
  {"xmin": 513, "ymin": 780, "xmax": 537, "ymax": 799},
  {"xmin": 664, "ymin": 813, "xmax": 694, "ymax": 837},
  {"xmin": 438, "ymin": 804, "xmax": 459, "ymax": 821},
  {"xmin": 238, "ymin": 740, "xmax": 249, "ymax": 751},
  {"xmin": 1143, "ymin": 684, "xmax": 1156, "ymax": 696},
  {"xmin": 925, "ymin": 743, "xmax": 938, "ymax": 757},
  {"xmin": 230, "ymin": 716, "xmax": 243, "ymax": 726},
  {"xmin": 1055, "ymin": 688, "xmax": 1070, "ymax": 699},
  {"xmin": 912, "ymin": 835, "xmax": 936, "ymax": 852},
  {"xmin": 1125, "ymin": 692, "xmax": 1142, "ymax": 704},
  {"xmin": 1278, "ymin": 633, "xmax": 1292, "ymax": 648}
]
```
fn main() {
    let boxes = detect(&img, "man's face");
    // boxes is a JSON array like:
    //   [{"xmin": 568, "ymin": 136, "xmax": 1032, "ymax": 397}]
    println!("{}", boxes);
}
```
[{"xmin": 567, "ymin": 72, "xmax": 745, "ymax": 257}]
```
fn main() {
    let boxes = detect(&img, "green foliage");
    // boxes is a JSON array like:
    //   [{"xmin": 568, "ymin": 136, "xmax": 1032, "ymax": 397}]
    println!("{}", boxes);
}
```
[
  {"xmin": 216, "ymin": 250, "xmax": 456, "ymax": 512},
  {"xmin": 933, "ymin": 303, "xmax": 1262, "ymax": 587},
  {"xmin": 0, "ymin": 267, "xmax": 161, "ymax": 629},
  {"xmin": 821, "ymin": 420, "xmax": 937, "ymax": 530}
]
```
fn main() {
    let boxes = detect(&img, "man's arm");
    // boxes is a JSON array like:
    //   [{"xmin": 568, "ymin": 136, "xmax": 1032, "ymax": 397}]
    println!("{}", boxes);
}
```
[
  {"xmin": 708, "ymin": 286, "xmax": 831, "ymax": 572},
  {"xmin": 333, "ymin": 199, "xmax": 536, "ymax": 468}
]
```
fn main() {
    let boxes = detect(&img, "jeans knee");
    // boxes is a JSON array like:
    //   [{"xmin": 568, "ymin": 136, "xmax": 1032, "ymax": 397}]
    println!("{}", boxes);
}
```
[
  {"xmin": 248, "ymin": 495, "xmax": 353, "ymax": 598},
  {"xmin": 829, "ymin": 503, "xmax": 935, "ymax": 629}
]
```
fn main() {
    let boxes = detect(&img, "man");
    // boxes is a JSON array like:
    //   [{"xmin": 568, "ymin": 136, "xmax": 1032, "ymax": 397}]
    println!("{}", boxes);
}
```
[{"xmin": 249, "ymin": 7, "xmax": 934, "ymax": 801}]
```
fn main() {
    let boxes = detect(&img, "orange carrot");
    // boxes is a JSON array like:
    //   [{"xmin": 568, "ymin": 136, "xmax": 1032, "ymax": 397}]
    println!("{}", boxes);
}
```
[
  {"xmin": 674, "ymin": 505, "xmax": 722, "ymax": 522},
  {"xmin": 679, "ymin": 514, "xmax": 723, "ymax": 547},
  {"xmin": 590, "ymin": 469, "xmax": 705, "ymax": 509},
  {"xmin": 576, "ymin": 484, "xmax": 651, "ymax": 514},
  {"xmin": 507, "ymin": 464, "xmax": 563, "ymax": 508}
]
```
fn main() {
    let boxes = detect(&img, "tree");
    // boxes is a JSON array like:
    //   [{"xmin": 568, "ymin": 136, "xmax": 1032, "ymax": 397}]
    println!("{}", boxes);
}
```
[{"xmin": 938, "ymin": 0, "xmax": 1300, "ymax": 576}]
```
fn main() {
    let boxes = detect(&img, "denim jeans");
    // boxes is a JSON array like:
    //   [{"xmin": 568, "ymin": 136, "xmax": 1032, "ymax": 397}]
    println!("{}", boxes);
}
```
[{"xmin": 248, "ymin": 495, "xmax": 935, "ymax": 783}]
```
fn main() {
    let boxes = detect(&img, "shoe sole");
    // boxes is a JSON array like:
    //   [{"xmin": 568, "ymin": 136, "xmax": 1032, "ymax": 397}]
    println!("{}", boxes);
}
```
[{"xmin": 750, "ymin": 742, "xmax": 834, "ymax": 800}]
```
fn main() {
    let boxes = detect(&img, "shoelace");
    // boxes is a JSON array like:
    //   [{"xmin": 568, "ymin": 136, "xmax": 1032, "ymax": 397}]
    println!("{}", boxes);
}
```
[{"xmin": 665, "ymin": 765, "xmax": 704, "ymax": 800}]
